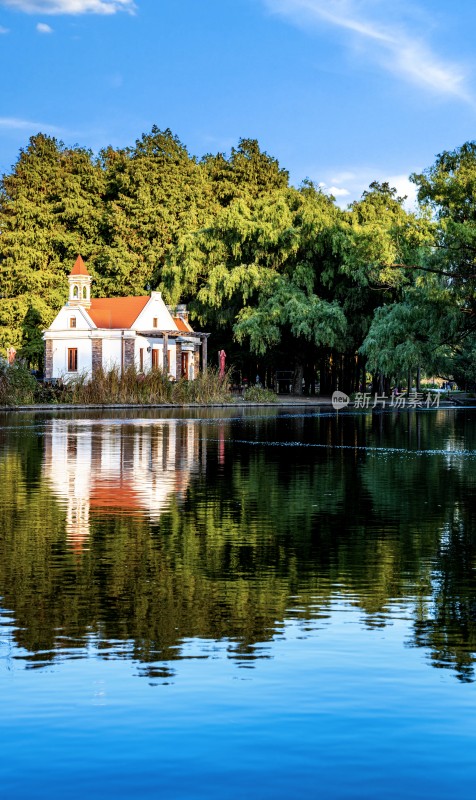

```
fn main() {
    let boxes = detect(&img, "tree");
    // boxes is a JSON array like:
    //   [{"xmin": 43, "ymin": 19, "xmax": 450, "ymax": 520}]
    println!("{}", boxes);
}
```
[
  {"xmin": 344, "ymin": 182, "xmax": 435, "ymax": 386},
  {"xmin": 201, "ymin": 138, "xmax": 289, "ymax": 207},
  {"xmin": 162, "ymin": 184, "xmax": 347, "ymax": 391},
  {"xmin": 0, "ymin": 134, "xmax": 104, "ymax": 365},
  {"xmin": 360, "ymin": 149, "xmax": 476, "ymax": 386},
  {"xmin": 97, "ymin": 126, "xmax": 215, "ymax": 296}
]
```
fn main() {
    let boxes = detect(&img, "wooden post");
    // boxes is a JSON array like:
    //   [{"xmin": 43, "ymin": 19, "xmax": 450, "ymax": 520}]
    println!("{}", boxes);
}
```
[{"xmin": 201, "ymin": 335, "xmax": 208, "ymax": 373}]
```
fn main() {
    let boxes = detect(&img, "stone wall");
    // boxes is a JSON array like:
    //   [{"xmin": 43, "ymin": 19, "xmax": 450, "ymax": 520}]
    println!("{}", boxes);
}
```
[
  {"xmin": 124, "ymin": 339, "xmax": 135, "ymax": 370},
  {"xmin": 175, "ymin": 342, "xmax": 182, "ymax": 379},
  {"xmin": 92, "ymin": 339, "xmax": 103, "ymax": 374},
  {"xmin": 44, "ymin": 340, "xmax": 53, "ymax": 380}
]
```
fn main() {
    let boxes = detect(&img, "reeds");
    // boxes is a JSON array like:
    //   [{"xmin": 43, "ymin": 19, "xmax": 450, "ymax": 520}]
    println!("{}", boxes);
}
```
[{"xmin": 69, "ymin": 366, "xmax": 232, "ymax": 405}]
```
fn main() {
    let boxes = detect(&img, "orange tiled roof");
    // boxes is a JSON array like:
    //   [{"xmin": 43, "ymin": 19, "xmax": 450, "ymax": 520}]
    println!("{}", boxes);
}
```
[
  {"xmin": 70, "ymin": 255, "xmax": 90, "ymax": 276},
  {"xmin": 88, "ymin": 296, "xmax": 150, "ymax": 329},
  {"xmin": 173, "ymin": 316, "xmax": 193, "ymax": 332}
]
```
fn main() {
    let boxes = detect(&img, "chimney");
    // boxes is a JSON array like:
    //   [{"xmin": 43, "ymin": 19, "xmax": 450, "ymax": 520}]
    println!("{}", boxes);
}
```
[{"xmin": 176, "ymin": 304, "xmax": 189, "ymax": 323}]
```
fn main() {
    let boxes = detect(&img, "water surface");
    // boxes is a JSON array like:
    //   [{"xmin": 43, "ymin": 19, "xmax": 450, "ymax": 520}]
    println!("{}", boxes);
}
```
[{"xmin": 1, "ymin": 407, "xmax": 475, "ymax": 798}]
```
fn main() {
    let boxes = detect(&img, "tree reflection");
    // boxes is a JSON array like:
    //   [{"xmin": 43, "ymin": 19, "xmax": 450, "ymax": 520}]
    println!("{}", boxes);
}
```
[{"xmin": 0, "ymin": 409, "xmax": 475, "ymax": 681}]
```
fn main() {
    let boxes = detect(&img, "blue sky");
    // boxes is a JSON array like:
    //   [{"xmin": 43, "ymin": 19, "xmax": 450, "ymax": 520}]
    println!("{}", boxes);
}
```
[{"xmin": 0, "ymin": 0, "xmax": 475, "ymax": 205}]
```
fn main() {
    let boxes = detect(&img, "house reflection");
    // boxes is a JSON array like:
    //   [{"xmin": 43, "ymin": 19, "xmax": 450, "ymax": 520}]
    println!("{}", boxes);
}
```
[{"xmin": 43, "ymin": 419, "xmax": 203, "ymax": 551}]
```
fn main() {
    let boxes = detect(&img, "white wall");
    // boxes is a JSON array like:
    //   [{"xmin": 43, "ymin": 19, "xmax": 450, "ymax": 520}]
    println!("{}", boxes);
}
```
[
  {"xmin": 51, "ymin": 337, "xmax": 92, "ymax": 380},
  {"xmin": 102, "ymin": 338, "xmax": 122, "ymax": 371},
  {"xmin": 134, "ymin": 337, "xmax": 176, "ymax": 377}
]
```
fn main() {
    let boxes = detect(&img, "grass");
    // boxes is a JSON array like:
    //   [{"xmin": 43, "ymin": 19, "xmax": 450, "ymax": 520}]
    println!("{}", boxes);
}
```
[
  {"xmin": 64, "ymin": 366, "xmax": 232, "ymax": 405},
  {"xmin": 0, "ymin": 363, "xmax": 277, "ymax": 407}
]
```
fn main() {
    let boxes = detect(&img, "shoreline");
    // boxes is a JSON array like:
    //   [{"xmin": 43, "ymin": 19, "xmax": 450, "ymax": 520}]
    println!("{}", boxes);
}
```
[{"xmin": 0, "ymin": 396, "xmax": 473, "ymax": 413}]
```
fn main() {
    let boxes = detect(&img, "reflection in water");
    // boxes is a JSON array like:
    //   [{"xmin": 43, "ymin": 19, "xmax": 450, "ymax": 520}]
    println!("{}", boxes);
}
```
[
  {"xmin": 0, "ymin": 408, "xmax": 476, "ymax": 682},
  {"xmin": 43, "ymin": 419, "xmax": 202, "ymax": 550}
]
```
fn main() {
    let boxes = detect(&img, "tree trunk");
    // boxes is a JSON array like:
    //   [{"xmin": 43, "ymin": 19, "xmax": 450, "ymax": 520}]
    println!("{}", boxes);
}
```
[{"xmin": 293, "ymin": 362, "xmax": 304, "ymax": 395}]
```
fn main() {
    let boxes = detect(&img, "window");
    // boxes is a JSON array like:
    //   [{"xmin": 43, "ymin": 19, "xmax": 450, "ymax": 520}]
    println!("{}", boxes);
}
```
[
  {"xmin": 68, "ymin": 348, "xmax": 78, "ymax": 372},
  {"xmin": 151, "ymin": 349, "xmax": 159, "ymax": 369},
  {"xmin": 69, "ymin": 317, "xmax": 76, "ymax": 329},
  {"xmin": 73, "ymin": 286, "xmax": 79, "ymax": 299},
  {"xmin": 139, "ymin": 348, "xmax": 144, "ymax": 372},
  {"xmin": 82, "ymin": 286, "xmax": 87, "ymax": 299},
  {"xmin": 153, "ymin": 317, "xmax": 158, "ymax": 328}
]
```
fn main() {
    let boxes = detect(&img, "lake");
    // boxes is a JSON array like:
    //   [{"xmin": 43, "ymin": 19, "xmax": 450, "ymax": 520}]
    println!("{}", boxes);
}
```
[{"xmin": 1, "ymin": 406, "xmax": 475, "ymax": 799}]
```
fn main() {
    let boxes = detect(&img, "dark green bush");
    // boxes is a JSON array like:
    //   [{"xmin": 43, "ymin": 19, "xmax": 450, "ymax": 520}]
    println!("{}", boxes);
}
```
[{"xmin": 0, "ymin": 361, "xmax": 38, "ymax": 405}]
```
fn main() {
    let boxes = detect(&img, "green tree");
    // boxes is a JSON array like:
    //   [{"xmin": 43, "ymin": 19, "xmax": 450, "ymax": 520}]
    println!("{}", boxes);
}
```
[
  {"xmin": 359, "ymin": 150, "xmax": 476, "ymax": 386},
  {"xmin": 343, "ymin": 182, "xmax": 434, "ymax": 386},
  {"xmin": 163, "ymin": 184, "xmax": 347, "ymax": 390},
  {"xmin": 0, "ymin": 134, "xmax": 104, "ymax": 365},
  {"xmin": 97, "ymin": 126, "xmax": 215, "ymax": 296},
  {"xmin": 201, "ymin": 137, "xmax": 289, "ymax": 207}
]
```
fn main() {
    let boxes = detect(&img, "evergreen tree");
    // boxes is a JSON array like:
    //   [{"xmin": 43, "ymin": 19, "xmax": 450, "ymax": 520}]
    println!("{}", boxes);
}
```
[
  {"xmin": 0, "ymin": 134, "xmax": 104, "ymax": 365},
  {"xmin": 201, "ymin": 138, "xmax": 289, "ymax": 207},
  {"xmin": 97, "ymin": 126, "xmax": 215, "ymax": 296}
]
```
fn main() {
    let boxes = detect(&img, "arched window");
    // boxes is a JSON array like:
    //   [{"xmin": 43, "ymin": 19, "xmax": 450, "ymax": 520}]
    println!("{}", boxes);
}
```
[
  {"xmin": 82, "ymin": 286, "xmax": 87, "ymax": 299},
  {"xmin": 73, "ymin": 285, "xmax": 79, "ymax": 299}
]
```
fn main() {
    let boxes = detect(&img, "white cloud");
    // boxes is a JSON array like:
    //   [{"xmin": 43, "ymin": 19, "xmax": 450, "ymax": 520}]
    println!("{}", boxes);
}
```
[
  {"xmin": 313, "ymin": 166, "xmax": 419, "ymax": 209},
  {"xmin": 319, "ymin": 181, "xmax": 350, "ymax": 198},
  {"xmin": 0, "ymin": 116, "xmax": 63, "ymax": 133},
  {"xmin": 0, "ymin": 24, "xmax": 9, "ymax": 32},
  {"xmin": 385, "ymin": 174, "xmax": 418, "ymax": 208},
  {"xmin": 0, "ymin": 1, "xmax": 136, "ymax": 14},
  {"xmin": 264, "ymin": 0, "xmax": 472, "ymax": 104},
  {"xmin": 327, "ymin": 185, "xmax": 350, "ymax": 198},
  {"xmin": 36, "ymin": 21, "xmax": 53, "ymax": 32}
]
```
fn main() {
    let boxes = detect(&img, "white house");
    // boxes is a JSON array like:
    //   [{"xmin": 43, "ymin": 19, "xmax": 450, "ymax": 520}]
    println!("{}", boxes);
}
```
[{"xmin": 43, "ymin": 256, "xmax": 209, "ymax": 381}]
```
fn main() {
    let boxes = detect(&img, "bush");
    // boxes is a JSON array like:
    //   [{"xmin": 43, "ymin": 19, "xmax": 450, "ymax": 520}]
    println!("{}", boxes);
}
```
[
  {"xmin": 242, "ymin": 385, "xmax": 277, "ymax": 403},
  {"xmin": 0, "ymin": 361, "xmax": 38, "ymax": 405},
  {"xmin": 34, "ymin": 380, "xmax": 73, "ymax": 404}
]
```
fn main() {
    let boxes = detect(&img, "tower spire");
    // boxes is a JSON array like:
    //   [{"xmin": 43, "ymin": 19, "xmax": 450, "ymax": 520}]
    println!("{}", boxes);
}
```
[{"xmin": 68, "ymin": 255, "xmax": 92, "ymax": 308}]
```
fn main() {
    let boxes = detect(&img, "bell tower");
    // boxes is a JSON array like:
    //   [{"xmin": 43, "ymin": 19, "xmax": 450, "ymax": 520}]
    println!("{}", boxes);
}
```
[{"xmin": 68, "ymin": 255, "xmax": 91, "ymax": 309}]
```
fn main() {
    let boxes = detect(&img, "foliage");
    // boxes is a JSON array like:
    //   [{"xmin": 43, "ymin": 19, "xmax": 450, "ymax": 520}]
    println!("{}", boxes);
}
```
[
  {"xmin": 359, "ymin": 149, "xmax": 476, "ymax": 384},
  {"xmin": 0, "ymin": 360, "xmax": 38, "ymax": 405},
  {"xmin": 344, "ymin": 181, "xmax": 432, "ymax": 288},
  {"xmin": 201, "ymin": 137, "xmax": 289, "ymax": 206},
  {"xmin": 162, "ymin": 185, "xmax": 347, "ymax": 362},
  {"xmin": 97, "ymin": 127, "xmax": 214, "ymax": 297},
  {"xmin": 4, "ymin": 128, "xmax": 476, "ymax": 389},
  {"xmin": 0, "ymin": 134, "xmax": 105, "ymax": 364},
  {"xmin": 360, "ymin": 282, "xmax": 461, "ymax": 379},
  {"xmin": 242, "ymin": 385, "xmax": 277, "ymax": 402}
]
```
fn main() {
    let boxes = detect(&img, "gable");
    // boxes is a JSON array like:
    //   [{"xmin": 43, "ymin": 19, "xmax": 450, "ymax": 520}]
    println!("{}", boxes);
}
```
[
  {"xmin": 133, "ymin": 292, "xmax": 178, "ymax": 331},
  {"xmin": 47, "ymin": 305, "xmax": 95, "ymax": 331}
]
